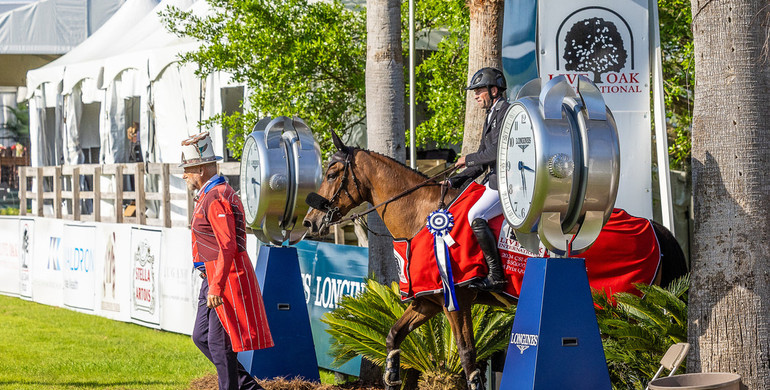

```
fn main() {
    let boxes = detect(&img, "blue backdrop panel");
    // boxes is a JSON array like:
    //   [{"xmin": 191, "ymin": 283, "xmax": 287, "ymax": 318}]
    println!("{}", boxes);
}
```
[
  {"xmin": 500, "ymin": 257, "xmax": 611, "ymax": 390},
  {"xmin": 295, "ymin": 241, "xmax": 368, "ymax": 376},
  {"xmin": 239, "ymin": 246, "xmax": 320, "ymax": 381}
]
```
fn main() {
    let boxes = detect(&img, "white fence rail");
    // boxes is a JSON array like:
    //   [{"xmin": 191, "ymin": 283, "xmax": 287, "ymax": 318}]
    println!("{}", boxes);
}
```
[{"xmin": 18, "ymin": 162, "xmax": 240, "ymax": 228}]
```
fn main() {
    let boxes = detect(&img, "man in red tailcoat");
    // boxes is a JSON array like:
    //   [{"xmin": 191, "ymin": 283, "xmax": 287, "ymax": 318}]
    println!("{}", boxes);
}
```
[{"xmin": 181, "ymin": 132, "xmax": 273, "ymax": 390}]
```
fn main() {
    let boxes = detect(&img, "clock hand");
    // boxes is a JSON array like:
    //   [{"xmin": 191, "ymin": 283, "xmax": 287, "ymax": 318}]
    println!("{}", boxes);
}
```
[
  {"xmin": 520, "ymin": 169, "xmax": 527, "ymax": 194},
  {"xmin": 519, "ymin": 162, "xmax": 535, "ymax": 173}
]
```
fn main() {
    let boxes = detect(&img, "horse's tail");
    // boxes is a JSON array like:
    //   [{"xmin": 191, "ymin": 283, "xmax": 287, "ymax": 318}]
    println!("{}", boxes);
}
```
[{"xmin": 651, "ymin": 220, "xmax": 689, "ymax": 287}]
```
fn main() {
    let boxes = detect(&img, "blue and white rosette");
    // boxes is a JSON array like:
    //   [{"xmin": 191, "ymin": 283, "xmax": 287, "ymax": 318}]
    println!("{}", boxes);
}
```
[{"xmin": 426, "ymin": 209, "xmax": 459, "ymax": 311}]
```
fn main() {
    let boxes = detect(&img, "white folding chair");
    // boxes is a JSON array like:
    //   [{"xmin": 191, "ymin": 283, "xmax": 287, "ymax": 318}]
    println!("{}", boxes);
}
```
[{"xmin": 645, "ymin": 342, "xmax": 691, "ymax": 390}]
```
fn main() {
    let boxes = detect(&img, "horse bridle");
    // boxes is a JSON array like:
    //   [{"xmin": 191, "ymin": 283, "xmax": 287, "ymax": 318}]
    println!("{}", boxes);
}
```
[
  {"xmin": 315, "ymin": 152, "xmax": 366, "ymax": 231},
  {"xmin": 308, "ymin": 149, "xmax": 459, "ymax": 235}
]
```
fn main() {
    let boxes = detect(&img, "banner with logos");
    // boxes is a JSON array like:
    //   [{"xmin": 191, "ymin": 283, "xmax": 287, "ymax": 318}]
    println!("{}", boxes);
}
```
[
  {"xmin": 18, "ymin": 219, "xmax": 34, "ymax": 299},
  {"xmin": 159, "ymin": 227, "xmax": 198, "ymax": 335},
  {"xmin": 62, "ymin": 224, "xmax": 97, "ymax": 311},
  {"xmin": 538, "ymin": 0, "xmax": 653, "ymax": 218},
  {"xmin": 130, "ymin": 227, "xmax": 163, "ymax": 328},
  {"xmin": 0, "ymin": 216, "xmax": 375, "ymax": 376},
  {"xmin": 295, "ymin": 240, "xmax": 368, "ymax": 376},
  {"xmin": 0, "ymin": 217, "xmax": 20, "ymax": 296},
  {"xmin": 30, "ymin": 218, "xmax": 64, "ymax": 307},
  {"xmin": 94, "ymin": 224, "xmax": 133, "ymax": 322}
]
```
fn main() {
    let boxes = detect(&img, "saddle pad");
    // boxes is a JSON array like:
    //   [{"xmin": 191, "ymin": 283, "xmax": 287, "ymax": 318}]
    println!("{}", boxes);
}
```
[{"xmin": 394, "ymin": 182, "xmax": 661, "ymax": 301}]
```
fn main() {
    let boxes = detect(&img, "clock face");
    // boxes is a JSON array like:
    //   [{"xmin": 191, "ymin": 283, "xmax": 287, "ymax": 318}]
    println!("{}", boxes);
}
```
[
  {"xmin": 499, "ymin": 103, "xmax": 537, "ymax": 228},
  {"xmin": 239, "ymin": 135, "xmax": 261, "ymax": 226}
]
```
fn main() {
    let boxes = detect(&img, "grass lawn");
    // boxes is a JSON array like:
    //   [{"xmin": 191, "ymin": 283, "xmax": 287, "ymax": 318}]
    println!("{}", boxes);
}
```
[{"xmin": 0, "ymin": 294, "xmax": 214, "ymax": 390}]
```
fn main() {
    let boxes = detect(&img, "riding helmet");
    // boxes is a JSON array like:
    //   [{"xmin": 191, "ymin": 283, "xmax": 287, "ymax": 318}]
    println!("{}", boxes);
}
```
[{"xmin": 466, "ymin": 67, "xmax": 507, "ymax": 91}]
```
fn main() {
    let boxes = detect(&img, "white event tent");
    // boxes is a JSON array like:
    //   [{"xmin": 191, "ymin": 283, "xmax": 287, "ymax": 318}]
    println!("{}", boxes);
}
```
[{"xmin": 25, "ymin": 0, "xmax": 236, "ymax": 168}]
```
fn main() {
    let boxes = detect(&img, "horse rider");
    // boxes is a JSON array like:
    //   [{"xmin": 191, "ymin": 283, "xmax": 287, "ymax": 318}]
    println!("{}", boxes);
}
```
[{"xmin": 445, "ymin": 67, "xmax": 510, "ymax": 292}]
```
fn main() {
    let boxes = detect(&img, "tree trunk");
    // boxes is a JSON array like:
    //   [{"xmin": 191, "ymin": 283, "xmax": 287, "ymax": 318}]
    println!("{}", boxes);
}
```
[
  {"xmin": 461, "ymin": 0, "xmax": 504, "ymax": 156},
  {"xmin": 688, "ymin": 1, "xmax": 770, "ymax": 388},
  {"xmin": 364, "ymin": 0, "xmax": 404, "ymax": 284},
  {"xmin": 361, "ymin": 0, "xmax": 405, "ymax": 383}
]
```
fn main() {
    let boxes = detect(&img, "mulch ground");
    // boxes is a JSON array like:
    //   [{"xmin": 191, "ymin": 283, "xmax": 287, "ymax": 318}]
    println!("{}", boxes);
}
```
[{"xmin": 187, "ymin": 374, "xmax": 383, "ymax": 390}]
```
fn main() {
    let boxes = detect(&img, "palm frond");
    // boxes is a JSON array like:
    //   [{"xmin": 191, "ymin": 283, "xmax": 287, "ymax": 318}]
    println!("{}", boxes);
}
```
[
  {"xmin": 323, "ymin": 278, "xmax": 513, "ymax": 377},
  {"xmin": 595, "ymin": 274, "xmax": 690, "ymax": 390}
]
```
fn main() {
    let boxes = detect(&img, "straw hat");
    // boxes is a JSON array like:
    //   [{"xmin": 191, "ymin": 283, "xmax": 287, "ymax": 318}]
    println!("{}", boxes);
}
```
[{"xmin": 179, "ymin": 132, "xmax": 223, "ymax": 168}]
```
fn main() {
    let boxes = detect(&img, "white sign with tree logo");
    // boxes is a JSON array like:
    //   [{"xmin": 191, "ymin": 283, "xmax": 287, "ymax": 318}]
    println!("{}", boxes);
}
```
[{"xmin": 538, "ymin": 1, "xmax": 652, "ymax": 219}]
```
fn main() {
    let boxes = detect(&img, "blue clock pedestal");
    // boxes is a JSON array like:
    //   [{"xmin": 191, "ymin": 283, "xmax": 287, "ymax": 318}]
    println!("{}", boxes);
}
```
[
  {"xmin": 238, "ymin": 246, "xmax": 320, "ymax": 382},
  {"xmin": 499, "ymin": 257, "xmax": 611, "ymax": 390}
]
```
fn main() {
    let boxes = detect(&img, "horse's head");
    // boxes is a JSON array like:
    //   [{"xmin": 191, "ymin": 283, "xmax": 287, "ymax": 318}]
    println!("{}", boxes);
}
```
[{"xmin": 303, "ymin": 130, "xmax": 368, "ymax": 237}]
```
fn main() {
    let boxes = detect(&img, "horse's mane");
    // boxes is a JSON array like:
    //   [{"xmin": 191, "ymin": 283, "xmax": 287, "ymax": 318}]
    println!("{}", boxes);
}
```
[{"xmin": 333, "ymin": 148, "xmax": 430, "ymax": 180}]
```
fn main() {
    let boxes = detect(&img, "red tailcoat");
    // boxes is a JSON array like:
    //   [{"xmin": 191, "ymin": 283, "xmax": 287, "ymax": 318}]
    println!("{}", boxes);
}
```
[{"xmin": 192, "ymin": 179, "xmax": 273, "ymax": 352}]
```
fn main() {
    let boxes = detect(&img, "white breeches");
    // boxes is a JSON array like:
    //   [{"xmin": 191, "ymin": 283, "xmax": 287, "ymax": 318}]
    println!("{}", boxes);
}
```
[{"xmin": 467, "ymin": 183, "xmax": 503, "ymax": 224}]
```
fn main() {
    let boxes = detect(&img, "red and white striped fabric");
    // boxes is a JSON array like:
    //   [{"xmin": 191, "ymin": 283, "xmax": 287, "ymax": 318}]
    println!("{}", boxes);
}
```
[{"xmin": 192, "ymin": 181, "xmax": 274, "ymax": 352}]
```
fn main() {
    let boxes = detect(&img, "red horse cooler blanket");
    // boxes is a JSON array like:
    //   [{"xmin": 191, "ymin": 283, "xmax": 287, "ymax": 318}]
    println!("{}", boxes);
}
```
[{"xmin": 393, "ymin": 182, "xmax": 661, "ymax": 302}]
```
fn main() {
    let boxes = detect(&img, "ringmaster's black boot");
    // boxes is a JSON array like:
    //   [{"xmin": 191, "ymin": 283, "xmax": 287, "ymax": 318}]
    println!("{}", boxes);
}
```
[{"xmin": 470, "ymin": 218, "xmax": 506, "ymax": 292}]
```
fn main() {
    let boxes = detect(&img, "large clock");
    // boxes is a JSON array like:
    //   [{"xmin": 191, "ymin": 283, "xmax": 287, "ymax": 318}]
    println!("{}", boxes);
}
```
[
  {"xmin": 239, "ymin": 116, "xmax": 322, "ymax": 245},
  {"xmin": 240, "ymin": 134, "xmax": 261, "ymax": 226},
  {"xmin": 497, "ymin": 75, "xmax": 620, "ymax": 255}
]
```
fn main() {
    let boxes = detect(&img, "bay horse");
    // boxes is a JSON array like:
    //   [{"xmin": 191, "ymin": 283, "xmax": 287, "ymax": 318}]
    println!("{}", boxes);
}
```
[{"xmin": 303, "ymin": 132, "xmax": 688, "ymax": 390}]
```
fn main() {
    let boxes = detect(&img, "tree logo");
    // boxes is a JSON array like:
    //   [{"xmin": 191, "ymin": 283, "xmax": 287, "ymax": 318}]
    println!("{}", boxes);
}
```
[
  {"xmin": 563, "ymin": 17, "xmax": 627, "ymax": 83},
  {"xmin": 553, "ymin": 6, "xmax": 636, "ymax": 88}
]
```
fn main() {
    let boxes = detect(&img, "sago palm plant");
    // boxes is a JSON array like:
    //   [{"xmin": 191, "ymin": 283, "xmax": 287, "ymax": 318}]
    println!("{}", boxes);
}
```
[
  {"xmin": 594, "ymin": 274, "xmax": 689, "ymax": 390},
  {"xmin": 322, "ymin": 278, "xmax": 514, "ymax": 387}
]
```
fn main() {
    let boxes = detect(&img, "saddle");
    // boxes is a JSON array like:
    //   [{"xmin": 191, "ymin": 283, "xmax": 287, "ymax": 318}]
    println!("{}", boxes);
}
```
[{"xmin": 393, "ymin": 182, "xmax": 661, "ymax": 301}]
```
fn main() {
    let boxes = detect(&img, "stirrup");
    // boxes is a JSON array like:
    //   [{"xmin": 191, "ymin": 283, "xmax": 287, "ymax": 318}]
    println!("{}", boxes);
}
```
[{"xmin": 471, "ymin": 277, "xmax": 506, "ymax": 292}]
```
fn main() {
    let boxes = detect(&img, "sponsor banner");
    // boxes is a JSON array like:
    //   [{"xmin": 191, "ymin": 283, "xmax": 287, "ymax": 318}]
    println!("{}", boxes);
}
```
[
  {"xmin": 130, "ymin": 227, "xmax": 162, "ymax": 327},
  {"xmin": 62, "ymin": 224, "xmax": 97, "ymax": 311},
  {"xmin": 94, "ymin": 224, "xmax": 133, "ymax": 322},
  {"xmin": 31, "ymin": 218, "xmax": 65, "ymax": 307},
  {"xmin": 612, "ymin": 111, "xmax": 653, "ymax": 217},
  {"xmin": 0, "ymin": 217, "xmax": 20, "ymax": 296},
  {"xmin": 18, "ymin": 219, "xmax": 34, "ymax": 299},
  {"xmin": 497, "ymin": 220, "xmax": 546, "ymax": 278},
  {"xmin": 160, "ymin": 227, "xmax": 198, "ymax": 335},
  {"xmin": 538, "ymin": 0, "xmax": 653, "ymax": 218},
  {"xmin": 295, "ymin": 240, "xmax": 368, "ymax": 377}
]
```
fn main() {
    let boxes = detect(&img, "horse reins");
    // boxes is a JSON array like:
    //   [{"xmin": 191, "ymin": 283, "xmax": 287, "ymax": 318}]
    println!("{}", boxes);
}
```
[{"xmin": 309, "ymin": 153, "xmax": 459, "ymax": 235}]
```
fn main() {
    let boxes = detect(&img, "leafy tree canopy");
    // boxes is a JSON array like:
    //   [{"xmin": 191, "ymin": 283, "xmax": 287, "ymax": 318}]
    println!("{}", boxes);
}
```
[
  {"xmin": 163, "ymin": 0, "xmax": 692, "ymax": 167},
  {"xmin": 407, "ymin": 0, "xmax": 469, "ymax": 149},
  {"xmin": 162, "ymin": 0, "xmax": 366, "ymax": 158}
]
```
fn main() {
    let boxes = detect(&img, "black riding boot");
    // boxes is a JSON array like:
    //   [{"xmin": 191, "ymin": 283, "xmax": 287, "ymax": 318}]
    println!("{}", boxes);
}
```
[{"xmin": 470, "ymin": 218, "xmax": 506, "ymax": 292}]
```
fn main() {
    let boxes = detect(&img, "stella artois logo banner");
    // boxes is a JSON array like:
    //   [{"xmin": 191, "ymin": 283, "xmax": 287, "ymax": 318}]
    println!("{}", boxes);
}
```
[
  {"xmin": 538, "ymin": 1, "xmax": 653, "ymax": 219},
  {"xmin": 130, "ymin": 227, "xmax": 162, "ymax": 327}
]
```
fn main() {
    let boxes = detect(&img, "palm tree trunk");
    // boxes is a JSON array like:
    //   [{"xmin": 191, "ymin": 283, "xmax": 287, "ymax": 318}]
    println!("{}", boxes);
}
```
[
  {"xmin": 688, "ymin": 1, "xmax": 770, "ymax": 388},
  {"xmin": 461, "ymin": 0, "xmax": 504, "ymax": 156}
]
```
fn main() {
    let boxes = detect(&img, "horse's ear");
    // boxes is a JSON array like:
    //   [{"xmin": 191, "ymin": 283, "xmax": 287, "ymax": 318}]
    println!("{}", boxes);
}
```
[{"xmin": 331, "ymin": 129, "xmax": 348, "ymax": 152}]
